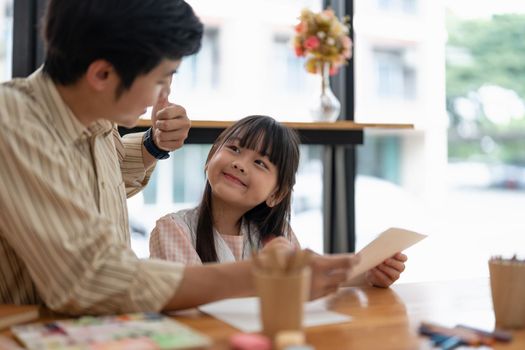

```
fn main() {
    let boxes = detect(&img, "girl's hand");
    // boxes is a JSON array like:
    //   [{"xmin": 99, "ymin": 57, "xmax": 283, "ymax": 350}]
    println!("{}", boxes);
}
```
[{"xmin": 365, "ymin": 252, "xmax": 407, "ymax": 288}]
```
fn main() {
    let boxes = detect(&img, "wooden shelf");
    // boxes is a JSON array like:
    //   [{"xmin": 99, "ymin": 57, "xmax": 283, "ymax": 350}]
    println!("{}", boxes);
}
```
[
  {"xmin": 135, "ymin": 118, "xmax": 413, "ymax": 130},
  {"xmin": 122, "ymin": 119, "xmax": 413, "ymax": 146}
]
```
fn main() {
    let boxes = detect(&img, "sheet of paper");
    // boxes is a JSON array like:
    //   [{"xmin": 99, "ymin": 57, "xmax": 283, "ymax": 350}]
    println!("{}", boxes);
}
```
[
  {"xmin": 347, "ymin": 227, "xmax": 427, "ymax": 280},
  {"xmin": 198, "ymin": 297, "xmax": 351, "ymax": 333}
]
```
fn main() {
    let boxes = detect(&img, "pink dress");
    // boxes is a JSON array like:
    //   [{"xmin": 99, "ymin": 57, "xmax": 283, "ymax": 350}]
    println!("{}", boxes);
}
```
[{"xmin": 149, "ymin": 207, "xmax": 299, "ymax": 265}]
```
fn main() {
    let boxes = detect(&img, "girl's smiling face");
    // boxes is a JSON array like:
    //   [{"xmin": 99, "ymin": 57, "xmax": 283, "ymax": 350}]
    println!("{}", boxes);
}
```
[{"xmin": 206, "ymin": 138, "xmax": 279, "ymax": 211}]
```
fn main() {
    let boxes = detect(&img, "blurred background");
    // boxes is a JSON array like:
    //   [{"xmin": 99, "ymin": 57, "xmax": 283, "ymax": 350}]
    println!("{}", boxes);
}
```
[{"xmin": 2, "ymin": 0, "xmax": 524, "ymax": 283}]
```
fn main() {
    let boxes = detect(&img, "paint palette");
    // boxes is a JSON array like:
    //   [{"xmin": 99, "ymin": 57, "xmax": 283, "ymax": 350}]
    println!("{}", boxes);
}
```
[{"xmin": 11, "ymin": 312, "xmax": 211, "ymax": 349}]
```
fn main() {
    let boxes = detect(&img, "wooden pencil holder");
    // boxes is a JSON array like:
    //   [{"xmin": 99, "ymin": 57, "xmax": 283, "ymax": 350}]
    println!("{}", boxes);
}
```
[
  {"xmin": 253, "ymin": 267, "xmax": 311, "ymax": 340},
  {"xmin": 489, "ymin": 257, "xmax": 525, "ymax": 329}
]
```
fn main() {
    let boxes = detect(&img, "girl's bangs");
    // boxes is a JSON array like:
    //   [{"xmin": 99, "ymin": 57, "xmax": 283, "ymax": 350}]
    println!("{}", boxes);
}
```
[{"xmin": 226, "ymin": 122, "xmax": 283, "ymax": 165}]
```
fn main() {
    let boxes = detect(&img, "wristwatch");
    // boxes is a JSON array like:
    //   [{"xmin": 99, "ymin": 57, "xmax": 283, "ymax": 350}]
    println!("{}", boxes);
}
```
[{"xmin": 143, "ymin": 128, "xmax": 170, "ymax": 160}]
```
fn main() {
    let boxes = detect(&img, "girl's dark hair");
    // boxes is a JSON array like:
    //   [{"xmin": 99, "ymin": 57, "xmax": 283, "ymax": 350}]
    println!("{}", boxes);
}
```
[
  {"xmin": 196, "ymin": 115, "xmax": 301, "ymax": 263},
  {"xmin": 42, "ymin": 0, "xmax": 203, "ymax": 95}
]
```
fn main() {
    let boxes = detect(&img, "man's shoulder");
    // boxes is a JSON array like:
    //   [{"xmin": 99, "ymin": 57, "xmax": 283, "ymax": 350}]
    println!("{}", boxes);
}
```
[
  {"xmin": 0, "ymin": 78, "xmax": 39, "ymax": 124},
  {"xmin": 0, "ymin": 78, "xmax": 37, "ymax": 103},
  {"xmin": 0, "ymin": 78, "xmax": 56, "ymax": 149}
]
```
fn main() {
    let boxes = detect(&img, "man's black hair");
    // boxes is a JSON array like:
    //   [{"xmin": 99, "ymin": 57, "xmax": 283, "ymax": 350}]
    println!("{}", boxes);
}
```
[{"xmin": 42, "ymin": 0, "xmax": 203, "ymax": 94}]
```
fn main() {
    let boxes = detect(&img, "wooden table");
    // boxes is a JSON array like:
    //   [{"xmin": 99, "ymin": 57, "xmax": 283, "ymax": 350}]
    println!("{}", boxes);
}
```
[
  {"xmin": 3, "ymin": 278, "xmax": 524, "ymax": 349},
  {"xmin": 174, "ymin": 278, "xmax": 524, "ymax": 349}
]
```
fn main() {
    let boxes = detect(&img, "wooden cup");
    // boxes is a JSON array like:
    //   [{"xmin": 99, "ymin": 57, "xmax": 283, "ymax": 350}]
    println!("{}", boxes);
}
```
[
  {"xmin": 489, "ymin": 258, "xmax": 525, "ymax": 329},
  {"xmin": 253, "ymin": 267, "xmax": 311, "ymax": 339}
]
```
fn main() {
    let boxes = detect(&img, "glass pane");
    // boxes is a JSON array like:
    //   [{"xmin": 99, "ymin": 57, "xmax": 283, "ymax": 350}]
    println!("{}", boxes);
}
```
[
  {"xmin": 376, "ymin": 0, "xmax": 417, "ymax": 14},
  {"xmin": 170, "ymin": 0, "xmax": 322, "ymax": 122},
  {"xmin": 373, "ymin": 48, "xmax": 417, "ymax": 99},
  {"xmin": 0, "ymin": 0, "xmax": 13, "ymax": 81},
  {"xmin": 354, "ymin": 0, "xmax": 442, "ymax": 283},
  {"xmin": 356, "ymin": 0, "xmax": 525, "ymax": 285}
]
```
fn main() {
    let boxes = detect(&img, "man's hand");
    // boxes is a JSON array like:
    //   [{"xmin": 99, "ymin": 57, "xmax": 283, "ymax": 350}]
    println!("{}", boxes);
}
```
[
  {"xmin": 309, "ymin": 252, "xmax": 359, "ymax": 300},
  {"xmin": 365, "ymin": 252, "xmax": 407, "ymax": 288},
  {"xmin": 261, "ymin": 236, "xmax": 294, "ymax": 253},
  {"xmin": 150, "ymin": 92, "xmax": 190, "ymax": 152}
]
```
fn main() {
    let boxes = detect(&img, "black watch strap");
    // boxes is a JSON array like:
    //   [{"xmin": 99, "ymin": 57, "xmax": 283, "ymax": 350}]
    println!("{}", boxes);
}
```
[{"xmin": 143, "ymin": 128, "xmax": 170, "ymax": 160}]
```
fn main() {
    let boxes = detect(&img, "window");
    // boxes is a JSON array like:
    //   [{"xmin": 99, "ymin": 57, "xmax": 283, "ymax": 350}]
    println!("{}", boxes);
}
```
[
  {"xmin": 272, "ymin": 34, "xmax": 308, "ymax": 94},
  {"xmin": 402, "ymin": 0, "xmax": 417, "ymax": 13},
  {"xmin": 128, "ymin": 0, "xmax": 327, "ymax": 258},
  {"xmin": 373, "ymin": 48, "xmax": 416, "ymax": 100},
  {"xmin": 139, "ymin": 145, "xmax": 211, "ymax": 207},
  {"xmin": 175, "ymin": 28, "xmax": 220, "ymax": 92},
  {"xmin": 377, "ymin": 0, "xmax": 417, "ymax": 14},
  {"xmin": 169, "ymin": 0, "xmax": 321, "ymax": 121},
  {"xmin": 0, "ymin": 0, "xmax": 13, "ymax": 81},
  {"xmin": 358, "ymin": 135, "xmax": 401, "ymax": 184}
]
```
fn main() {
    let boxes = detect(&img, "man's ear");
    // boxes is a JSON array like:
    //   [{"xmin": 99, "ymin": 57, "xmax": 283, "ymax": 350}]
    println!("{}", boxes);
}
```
[{"xmin": 85, "ymin": 59, "xmax": 116, "ymax": 92}]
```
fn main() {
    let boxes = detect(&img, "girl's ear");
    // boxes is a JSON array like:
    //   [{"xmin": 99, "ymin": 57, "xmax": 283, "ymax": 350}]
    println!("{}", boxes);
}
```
[
  {"xmin": 266, "ymin": 189, "xmax": 286, "ymax": 208},
  {"xmin": 266, "ymin": 196, "xmax": 276, "ymax": 207}
]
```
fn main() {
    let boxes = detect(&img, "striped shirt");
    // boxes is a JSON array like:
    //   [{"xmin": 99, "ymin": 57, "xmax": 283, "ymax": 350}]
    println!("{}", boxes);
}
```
[{"xmin": 0, "ymin": 69, "xmax": 183, "ymax": 315}]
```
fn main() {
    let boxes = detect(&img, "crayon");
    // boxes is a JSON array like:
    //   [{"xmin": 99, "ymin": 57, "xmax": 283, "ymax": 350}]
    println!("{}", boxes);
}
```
[
  {"xmin": 419, "ymin": 322, "xmax": 485, "ymax": 346},
  {"xmin": 455, "ymin": 324, "xmax": 512, "ymax": 342}
]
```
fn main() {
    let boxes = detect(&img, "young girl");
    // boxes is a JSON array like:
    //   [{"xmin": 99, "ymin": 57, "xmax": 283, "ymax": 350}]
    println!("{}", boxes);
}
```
[
  {"xmin": 150, "ymin": 115, "xmax": 408, "ymax": 288},
  {"xmin": 150, "ymin": 115, "xmax": 301, "ymax": 264}
]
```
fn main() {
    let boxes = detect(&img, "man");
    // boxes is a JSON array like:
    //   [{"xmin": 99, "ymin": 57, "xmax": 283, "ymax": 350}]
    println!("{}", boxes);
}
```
[{"xmin": 0, "ymin": 0, "xmax": 369, "ymax": 315}]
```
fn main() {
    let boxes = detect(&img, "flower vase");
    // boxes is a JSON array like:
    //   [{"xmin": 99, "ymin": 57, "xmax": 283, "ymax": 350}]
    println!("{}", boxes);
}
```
[{"xmin": 309, "ymin": 61, "xmax": 341, "ymax": 122}]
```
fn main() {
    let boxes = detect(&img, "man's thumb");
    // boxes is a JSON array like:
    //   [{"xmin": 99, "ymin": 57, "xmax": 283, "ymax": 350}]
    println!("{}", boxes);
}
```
[{"xmin": 151, "ymin": 92, "xmax": 170, "ymax": 121}]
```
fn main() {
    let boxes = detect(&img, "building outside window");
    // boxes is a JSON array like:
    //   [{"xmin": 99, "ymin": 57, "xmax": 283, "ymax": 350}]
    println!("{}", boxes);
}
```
[
  {"xmin": 377, "ymin": 0, "xmax": 417, "ymax": 14},
  {"xmin": 354, "ymin": 0, "xmax": 449, "ymax": 284},
  {"xmin": 168, "ymin": 0, "xmax": 321, "ymax": 122},
  {"xmin": 272, "ymin": 34, "xmax": 307, "ymax": 94},
  {"xmin": 374, "ymin": 48, "xmax": 416, "ymax": 100},
  {"xmin": 175, "ymin": 28, "xmax": 220, "ymax": 92},
  {"xmin": 355, "ymin": 0, "xmax": 445, "ymax": 205}
]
